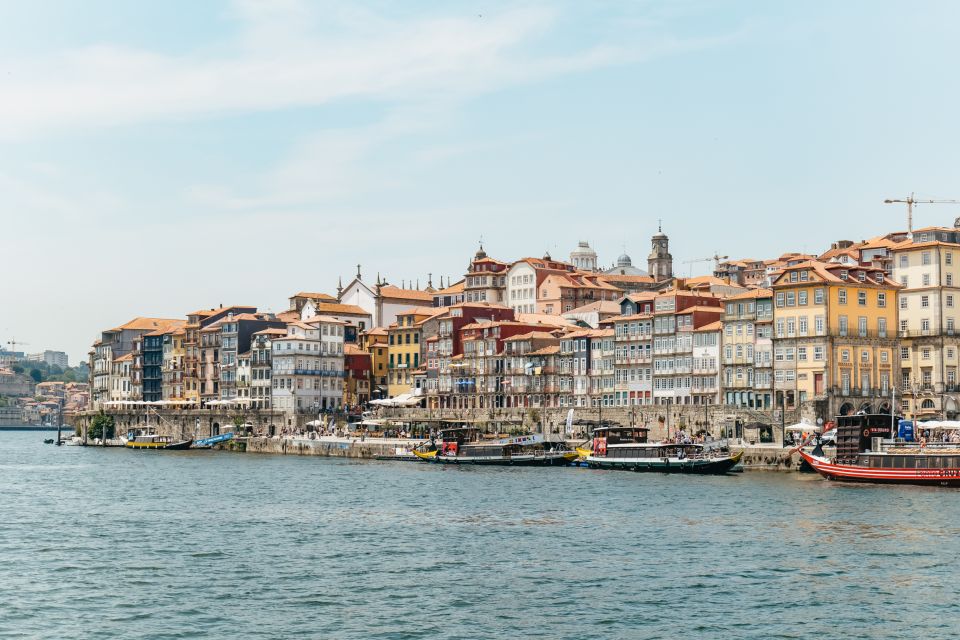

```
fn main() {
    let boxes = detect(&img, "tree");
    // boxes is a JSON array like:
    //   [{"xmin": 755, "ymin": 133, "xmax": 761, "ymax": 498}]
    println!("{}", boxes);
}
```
[
  {"xmin": 89, "ymin": 411, "xmax": 115, "ymax": 440},
  {"xmin": 29, "ymin": 368, "xmax": 42, "ymax": 383},
  {"xmin": 11, "ymin": 364, "xmax": 23, "ymax": 374}
]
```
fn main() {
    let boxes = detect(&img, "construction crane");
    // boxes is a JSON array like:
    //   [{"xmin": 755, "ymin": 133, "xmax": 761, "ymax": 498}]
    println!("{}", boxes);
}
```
[
  {"xmin": 884, "ymin": 193, "xmax": 960, "ymax": 236},
  {"xmin": 681, "ymin": 253, "xmax": 729, "ymax": 276},
  {"xmin": 5, "ymin": 339, "xmax": 29, "ymax": 353}
]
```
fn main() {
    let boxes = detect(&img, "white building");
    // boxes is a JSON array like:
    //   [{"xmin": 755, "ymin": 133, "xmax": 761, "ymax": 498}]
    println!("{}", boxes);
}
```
[
  {"xmin": 27, "ymin": 350, "xmax": 69, "ymax": 368},
  {"xmin": 692, "ymin": 322, "xmax": 721, "ymax": 405},
  {"xmin": 271, "ymin": 317, "xmax": 346, "ymax": 416}
]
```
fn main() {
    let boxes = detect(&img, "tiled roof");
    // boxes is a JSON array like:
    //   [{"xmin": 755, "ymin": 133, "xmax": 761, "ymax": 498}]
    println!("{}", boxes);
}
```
[
  {"xmin": 293, "ymin": 291, "xmax": 336, "ymax": 300},
  {"xmin": 378, "ymin": 285, "xmax": 434, "ymax": 302},
  {"xmin": 723, "ymin": 288, "xmax": 773, "ymax": 301},
  {"xmin": 112, "ymin": 317, "xmax": 183, "ymax": 332},
  {"xmin": 313, "ymin": 302, "xmax": 370, "ymax": 316}
]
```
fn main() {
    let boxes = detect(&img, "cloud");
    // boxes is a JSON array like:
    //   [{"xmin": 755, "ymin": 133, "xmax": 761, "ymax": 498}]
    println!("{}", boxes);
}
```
[{"xmin": 0, "ymin": 3, "xmax": 629, "ymax": 140}]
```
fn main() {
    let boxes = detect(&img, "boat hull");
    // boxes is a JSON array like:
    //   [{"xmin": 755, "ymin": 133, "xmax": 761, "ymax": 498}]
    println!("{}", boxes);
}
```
[
  {"xmin": 586, "ymin": 451, "xmax": 743, "ymax": 475},
  {"xmin": 429, "ymin": 452, "xmax": 577, "ymax": 466},
  {"xmin": 125, "ymin": 439, "xmax": 193, "ymax": 450},
  {"xmin": 798, "ymin": 449, "xmax": 960, "ymax": 487}
]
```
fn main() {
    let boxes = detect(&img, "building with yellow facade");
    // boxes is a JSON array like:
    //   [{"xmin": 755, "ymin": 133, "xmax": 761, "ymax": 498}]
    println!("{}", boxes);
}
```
[
  {"xmin": 771, "ymin": 261, "xmax": 899, "ymax": 419},
  {"xmin": 891, "ymin": 230, "xmax": 960, "ymax": 419},
  {"xmin": 386, "ymin": 307, "xmax": 444, "ymax": 397}
]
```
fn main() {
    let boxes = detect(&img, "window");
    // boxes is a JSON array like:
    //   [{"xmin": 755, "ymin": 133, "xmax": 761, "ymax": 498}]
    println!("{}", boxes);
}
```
[
  {"xmin": 901, "ymin": 347, "xmax": 909, "ymax": 360},
  {"xmin": 799, "ymin": 316, "xmax": 808, "ymax": 335},
  {"xmin": 814, "ymin": 346, "xmax": 824, "ymax": 361},
  {"xmin": 776, "ymin": 292, "xmax": 785, "ymax": 307},
  {"xmin": 948, "ymin": 273, "xmax": 954, "ymax": 286},
  {"xmin": 861, "ymin": 350, "xmax": 869, "ymax": 363},
  {"xmin": 949, "ymin": 295, "xmax": 955, "ymax": 308},
  {"xmin": 798, "ymin": 347, "xmax": 807, "ymax": 361},
  {"xmin": 878, "ymin": 318, "xmax": 887, "ymax": 338},
  {"xmin": 839, "ymin": 316, "xmax": 848, "ymax": 336},
  {"xmin": 841, "ymin": 349, "xmax": 850, "ymax": 362},
  {"xmin": 878, "ymin": 292, "xmax": 886, "ymax": 308},
  {"xmin": 858, "ymin": 317, "xmax": 867, "ymax": 337},
  {"xmin": 899, "ymin": 254, "xmax": 909, "ymax": 268},
  {"xmin": 815, "ymin": 316, "xmax": 825, "ymax": 335},
  {"xmin": 881, "ymin": 351, "xmax": 889, "ymax": 363},
  {"xmin": 922, "ymin": 251, "xmax": 932, "ymax": 265},
  {"xmin": 814, "ymin": 288, "xmax": 824, "ymax": 305},
  {"xmin": 858, "ymin": 291, "xmax": 867, "ymax": 306},
  {"xmin": 923, "ymin": 274, "xmax": 931, "ymax": 286},
  {"xmin": 839, "ymin": 290, "xmax": 847, "ymax": 304},
  {"xmin": 948, "ymin": 252, "xmax": 954, "ymax": 265},
  {"xmin": 786, "ymin": 292, "xmax": 796, "ymax": 306},
  {"xmin": 901, "ymin": 276, "xmax": 908, "ymax": 287},
  {"xmin": 900, "ymin": 296, "xmax": 908, "ymax": 310},
  {"xmin": 922, "ymin": 295, "xmax": 930, "ymax": 308},
  {"xmin": 923, "ymin": 348, "xmax": 931, "ymax": 360},
  {"xmin": 799, "ymin": 291, "xmax": 808, "ymax": 306}
]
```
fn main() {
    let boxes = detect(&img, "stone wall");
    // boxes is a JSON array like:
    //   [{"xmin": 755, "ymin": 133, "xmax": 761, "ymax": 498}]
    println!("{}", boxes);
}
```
[
  {"xmin": 245, "ymin": 437, "xmax": 416, "ymax": 459},
  {"xmin": 73, "ymin": 409, "xmax": 288, "ymax": 440},
  {"xmin": 375, "ymin": 405, "xmax": 801, "ymax": 444}
]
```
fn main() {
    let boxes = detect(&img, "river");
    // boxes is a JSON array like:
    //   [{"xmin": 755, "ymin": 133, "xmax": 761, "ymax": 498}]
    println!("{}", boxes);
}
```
[{"xmin": 1, "ymin": 429, "xmax": 958, "ymax": 639}]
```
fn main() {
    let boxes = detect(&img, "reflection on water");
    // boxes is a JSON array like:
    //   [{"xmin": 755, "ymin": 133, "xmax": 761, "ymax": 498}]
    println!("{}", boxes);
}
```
[{"xmin": 2, "ymin": 431, "xmax": 959, "ymax": 639}]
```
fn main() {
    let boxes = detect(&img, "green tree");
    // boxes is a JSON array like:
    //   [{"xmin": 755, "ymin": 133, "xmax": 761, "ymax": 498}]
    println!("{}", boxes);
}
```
[
  {"xmin": 11, "ymin": 364, "xmax": 23, "ymax": 374},
  {"xmin": 29, "ymin": 368, "xmax": 42, "ymax": 383},
  {"xmin": 89, "ymin": 411, "xmax": 116, "ymax": 440}
]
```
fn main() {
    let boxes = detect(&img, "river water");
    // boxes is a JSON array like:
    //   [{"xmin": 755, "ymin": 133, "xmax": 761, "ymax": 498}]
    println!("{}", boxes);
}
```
[{"xmin": 1, "ymin": 430, "xmax": 958, "ymax": 639}]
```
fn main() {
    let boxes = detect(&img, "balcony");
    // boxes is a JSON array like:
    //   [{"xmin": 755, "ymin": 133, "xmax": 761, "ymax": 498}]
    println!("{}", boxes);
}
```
[{"xmin": 900, "ymin": 329, "xmax": 958, "ymax": 338}]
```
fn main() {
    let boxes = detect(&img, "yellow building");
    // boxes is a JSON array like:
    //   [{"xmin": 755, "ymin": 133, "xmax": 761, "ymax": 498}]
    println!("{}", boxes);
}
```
[
  {"xmin": 771, "ymin": 261, "xmax": 899, "ymax": 418},
  {"xmin": 360, "ymin": 328, "xmax": 389, "ymax": 399},
  {"xmin": 386, "ymin": 307, "xmax": 442, "ymax": 397},
  {"xmin": 891, "ymin": 234, "xmax": 960, "ymax": 419}
]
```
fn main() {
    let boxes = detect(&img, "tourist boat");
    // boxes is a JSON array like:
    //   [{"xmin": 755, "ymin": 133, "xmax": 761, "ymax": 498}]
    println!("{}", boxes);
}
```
[
  {"xmin": 799, "ymin": 413, "xmax": 960, "ymax": 487},
  {"xmin": 125, "ymin": 432, "xmax": 193, "ymax": 450},
  {"xmin": 585, "ymin": 425, "xmax": 742, "ymax": 474},
  {"xmin": 192, "ymin": 432, "xmax": 235, "ymax": 449},
  {"xmin": 414, "ymin": 427, "xmax": 576, "ymax": 466}
]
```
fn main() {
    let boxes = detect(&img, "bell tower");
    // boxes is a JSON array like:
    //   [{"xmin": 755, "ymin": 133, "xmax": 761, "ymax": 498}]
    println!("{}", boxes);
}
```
[{"xmin": 647, "ymin": 221, "xmax": 673, "ymax": 282}]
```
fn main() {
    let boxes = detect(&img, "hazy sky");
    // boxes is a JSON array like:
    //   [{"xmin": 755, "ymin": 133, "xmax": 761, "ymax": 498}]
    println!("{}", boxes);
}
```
[{"xmin": 3, "ymin": 0, "xmax": 960, "ymax": 364}]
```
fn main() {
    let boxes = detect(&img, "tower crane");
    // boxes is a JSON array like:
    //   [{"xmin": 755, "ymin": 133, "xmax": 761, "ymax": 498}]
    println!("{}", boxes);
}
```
[
  {"xmin": 5, "ymin": 339, "xmax": 29, "ymax": 353},
  {"xmin": 884, "ymin": 193, "xmax": 960, "ymax": 236},
  {"xmin": 681, "ymin": 253, "xmax": 729, "ymax": 276}
]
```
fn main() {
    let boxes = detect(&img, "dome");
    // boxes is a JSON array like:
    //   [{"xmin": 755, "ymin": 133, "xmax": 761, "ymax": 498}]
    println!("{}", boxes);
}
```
[
  {"xmin": 570, "ymin": 240, "xmax": 597, "ymax": 258},
  {"xmin": 616, "ymin": 253, "xmax": 633, "ymax": 267}
]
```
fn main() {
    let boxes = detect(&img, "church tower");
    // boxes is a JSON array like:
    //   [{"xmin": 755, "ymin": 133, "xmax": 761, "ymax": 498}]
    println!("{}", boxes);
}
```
[{"xmin": 647, "ymin": 223, "xmax": 673, "ymax": 282}]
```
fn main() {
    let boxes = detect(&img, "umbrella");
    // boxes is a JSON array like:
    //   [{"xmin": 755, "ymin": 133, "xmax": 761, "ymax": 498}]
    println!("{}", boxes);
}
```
[
  {"xmin": 784, "ymin": 422, "xmax": 821, "ymax": 432},
  {"xmin": 305, "ymin": 419, "xmax": 323, "ymax": 427}
]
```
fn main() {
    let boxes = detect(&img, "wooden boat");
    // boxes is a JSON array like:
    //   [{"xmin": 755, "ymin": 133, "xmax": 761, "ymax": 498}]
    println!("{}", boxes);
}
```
[
  {"xmin": 799, "ymin": 413, "xmax": 960, "ymax": 487},
  {"xmin": 125, "ymin": 432, "xmax": 193, "ymax": 450},
  {"xmin": 585, "ymin": 425, "xmax": 742, "ymax": 474},
  {"xmin": 417, "ymin": 427, "xmax": 576, "ymax": 466}
]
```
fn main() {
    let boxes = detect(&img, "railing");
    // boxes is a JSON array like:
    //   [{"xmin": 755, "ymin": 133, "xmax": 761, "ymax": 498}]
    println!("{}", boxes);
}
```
[{"xmin": 900, "ymin": 329, "xmax": 958, "ymax": 338}]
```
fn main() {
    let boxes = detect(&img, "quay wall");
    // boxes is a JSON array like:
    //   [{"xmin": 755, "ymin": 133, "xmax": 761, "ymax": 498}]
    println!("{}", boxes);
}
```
[
  {"xmin": 244, "ymin": 437, "xmax": 416, "ymax": 459},
  {"xmin": 73, "ymin": 409, "xmax": 288, "ymax": 441}
]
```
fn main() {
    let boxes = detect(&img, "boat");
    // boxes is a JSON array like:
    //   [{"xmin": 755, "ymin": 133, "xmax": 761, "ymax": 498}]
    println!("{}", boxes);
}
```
[
  {"xmin": 416, "ymin": 427, "xmax": 576, "ymax": 466},
  {"xmin": 585, "ymin": 425, "xmax": 742, "ymax": 474},
  {"xmin": 799, "ymin": 413, "xmax": 960, "ymax": 487},
  {"xmin": 125, "ymin": 432, "xmax": 193, "ymax": 450},
  {"xmin": 192, "ymin": 432, "xmax": 235, "ymax": 449}
]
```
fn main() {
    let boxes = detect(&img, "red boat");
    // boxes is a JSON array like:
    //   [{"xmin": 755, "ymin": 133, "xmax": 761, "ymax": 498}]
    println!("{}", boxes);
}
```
[{"xmin": 799, "ymin": 414, "xmax": 960, "ymax": 487}]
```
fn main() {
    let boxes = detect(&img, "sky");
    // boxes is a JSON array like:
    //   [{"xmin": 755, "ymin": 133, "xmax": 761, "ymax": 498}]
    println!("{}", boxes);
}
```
[{"xmin": 3, "ymin": 0, "xmax": 960, "ymax": 365}]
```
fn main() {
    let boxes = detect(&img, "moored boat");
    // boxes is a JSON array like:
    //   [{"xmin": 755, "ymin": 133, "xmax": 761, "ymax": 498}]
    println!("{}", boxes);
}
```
[
  {"xmin": 125, "ymin": 432, "xmax": 193, "ymax": 450},
  {"xmin": 417, "ymin": 427, "xmax": 576, "ymax": 466},
  {"xmin": 799, "ymin": 413, "xmax": 960, "ymax": 487},
  {"xmin": 585, "ymin": 425, "xmax": 742, "ymax": 474}
]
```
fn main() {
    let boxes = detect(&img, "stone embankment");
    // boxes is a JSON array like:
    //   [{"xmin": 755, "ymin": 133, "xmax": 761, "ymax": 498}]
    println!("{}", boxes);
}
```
[{"xmin": 241, "ymin": 435, "xmax": 421, "ymax": 459}]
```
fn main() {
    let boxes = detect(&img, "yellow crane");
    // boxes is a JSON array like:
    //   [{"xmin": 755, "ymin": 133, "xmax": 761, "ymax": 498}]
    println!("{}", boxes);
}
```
[
  {"xmin": 681, "ymin": 253, "xmax": 729, "ymax": 276},
  {"xmin": 884, "ymin": 193, "xmax": 960, "ymax": 236},
  {"xmin": 5, "ymin": 339, "xmax": 29, "ymax": 353}
]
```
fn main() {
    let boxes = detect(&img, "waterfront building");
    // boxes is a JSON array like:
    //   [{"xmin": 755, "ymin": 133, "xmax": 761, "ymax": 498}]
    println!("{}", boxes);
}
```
[
  {"xmin": 109, "ymin": 353, "xmax": 133, "ymax": 402},
  {"xmin": 563, "ymin": 300, "xmax": 624, "ymax": 329},
  {"xmin": 271, "ymin": 316, "xmax": 346, "ymax": 415},
  {"xmin": 432, "ymin": 278, "xmax": 465, "ymax": 307},
  {"xmin": 183, "ymin": 306, "xmax": 257, "ymax": 406},
  {"xmin": 90, "ymin": 317, "xmax": 182, "ymax": 409},
  {"xmin": 891, "ymin": 232, "xmax": 960, "ymax": 419},
  {"xmin": 250, "ymin": 328, "xmax": 286, "ymax": 410},
  {"xmin": 298, "ymin": 300, "xmax": 371, "ymax": 344},
  {"xmin": 648, "ymin": 290, "xmax": 723, "ymax": 405},
  {"xmin": 236, "ymin": 351, "xmax": 252, "ymax": 406},
  {"xmin": 218, "ymin": 312, "xmax": 285, "ymax": 401},
  {"xmin": 691, "ymin": 321, "xmax": 722, "ymax": 405},
  {"xmin": 502, "ymin": 331, "xmax": 562, "ymax": 408},
  {"xmin": 143, "ymin": 321, "xmax": 185, "ymax": 402},
  {"xmin": 161, "ymin": 326, "xmax": 186, "ymax": 401},
  {"xmin": 505, "ymin": 255, "xmax": 576, "ymax": 315},
  {"xmin": 722, "ymin": 288, "xmax": 774, "ymax": 410},
  {"xmin": 610, "ymin": 311, "xmax": 653, "ymax": 407},
  {"xmin": 770, "ymin": 260, "xmax": 899, "ymax": 417},
  {"xmin": 387, "ymin": 307, "xmax": 444, "ymax": 397},
  {"xmin": 464, "ymin": 246, "xmax": 509, "ymax": 304},
  {"xmin": 344, "ymin": 344, "xmax": 372, "ymax": 407},
  {"xmin": 537, "ymin": 272, "xmax": 622, "ymax": 315},
  {"xmin": 359, "ymin": 328, "xmax": 389, "ymax": 400},
  {"xmin": 199, "ymin": 324, "xmax": 221, "ymax": 405}
]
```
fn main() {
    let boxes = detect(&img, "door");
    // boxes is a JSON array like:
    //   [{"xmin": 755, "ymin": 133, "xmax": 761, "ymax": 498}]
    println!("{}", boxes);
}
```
[{"xmin": 814, "ymin": 373, "xmax": 824, "ymax": 395}]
